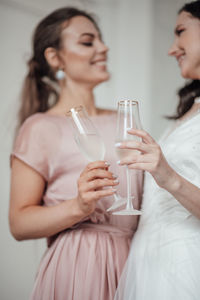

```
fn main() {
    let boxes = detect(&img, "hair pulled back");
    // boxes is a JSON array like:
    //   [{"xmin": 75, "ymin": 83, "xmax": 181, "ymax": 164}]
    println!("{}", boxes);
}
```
[{"xmin": 18, "ymin": 7, "xmax": 99, "ymax": 127}]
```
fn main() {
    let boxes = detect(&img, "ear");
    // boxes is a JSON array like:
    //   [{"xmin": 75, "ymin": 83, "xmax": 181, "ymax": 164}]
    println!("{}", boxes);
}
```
[{"xmin": 44, "ymin": 47, "xmax": 61, "ymax": 69}]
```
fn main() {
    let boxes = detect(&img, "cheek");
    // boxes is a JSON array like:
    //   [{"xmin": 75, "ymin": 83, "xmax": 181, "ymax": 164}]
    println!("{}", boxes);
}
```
[
  {"xmin": 187, "ymin": 32, "xmax": 200, "ymax": 54},
  {"xmin": 181, "ymin": 50, "xmax": 200, "ymax": 79},
  {"xmin": 63, "ymin": 51, "xmax": 97, "ymax": 80},
  {"xmin": 64, "ymin": 45, "xmax": 94, "ymax": 63},
  {"xmin": 188, "ymin": 44, "xmax": 200, "ymax": 66}
]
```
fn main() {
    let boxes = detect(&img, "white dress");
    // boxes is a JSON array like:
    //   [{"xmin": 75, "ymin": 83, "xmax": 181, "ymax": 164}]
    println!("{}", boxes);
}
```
[{"xmin": 115, "ymin": 113, "xmax": 200, "ymax": 300}]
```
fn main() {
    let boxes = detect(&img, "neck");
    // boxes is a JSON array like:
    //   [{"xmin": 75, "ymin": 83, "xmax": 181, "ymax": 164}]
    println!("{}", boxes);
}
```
[
  {"xmin": 179, "ymin": 96, "xmax": 200, "ymax": 122},
  {"xmin": 50, "ymin": 81, "xmax": 98, "ymax": 116}
]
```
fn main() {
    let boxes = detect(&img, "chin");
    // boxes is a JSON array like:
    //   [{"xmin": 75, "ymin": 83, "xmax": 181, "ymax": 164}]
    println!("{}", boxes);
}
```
[
  {"xmin": 180, "ymin": 67, "xmax": 191, "ymax": 79},
  {"xmin": 96, "ymin": 72, "xmax": 110, "ymax": 84},
  {"xmin": 180, "ymin": 64, "xmax": 199, "ymax": 80},
  {"xmin": 181, "ymin": 72, "xmax": 188, "ymax": 79}
]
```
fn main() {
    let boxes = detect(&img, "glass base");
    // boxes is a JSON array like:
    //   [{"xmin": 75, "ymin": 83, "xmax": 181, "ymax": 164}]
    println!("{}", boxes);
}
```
[
  {"xmin": 106, "ymin": 198, "xmax": 126, "ymax": 212},
  {"xmin": 112, "ymin": 209, "xmax": 142, "ymax": 216}
]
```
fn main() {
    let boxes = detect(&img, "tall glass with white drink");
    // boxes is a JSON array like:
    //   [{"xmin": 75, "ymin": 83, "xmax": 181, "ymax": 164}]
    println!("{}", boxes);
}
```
[{"xmin": 111, "ymin": 100, "xmax": 142, "ymax": 215}]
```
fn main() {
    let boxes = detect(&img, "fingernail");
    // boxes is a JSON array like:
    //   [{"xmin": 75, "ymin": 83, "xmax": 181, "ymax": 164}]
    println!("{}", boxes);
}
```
[
  {"xmin": 115, "ymin": 142, "xmax": 122, "ymax": 147},
  {"xmin": 112, "ymin": 174, "xmax": 118, "ymax": 179},
  {"xmin": 116, "ymin": 160, "xmax": 121, "ymax": 165},
  {"xmin": 113, "ymin": 179, "xmax": 119, "ymax": 184},
  {"xmin": 105, "ymin": 161, "xmax": 110, "ymax": 166},
  {"xmin": 111, "ymin": 188, "xmax": 117, "ymax": 192}
]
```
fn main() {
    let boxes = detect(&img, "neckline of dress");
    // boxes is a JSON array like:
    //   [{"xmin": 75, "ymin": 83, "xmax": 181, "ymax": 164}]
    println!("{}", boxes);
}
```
[
  {"xmin": 43, "ymin": 111, "xmax": 116, "ymax": 119},
  {"xmin": 172, "ymin": 97, "xmax": 200, "ymax": 128},
  {"xmin": 163, "ymin": 106, "xmax": 200, "ymax": 141},
  {"xmin": 175, "ymin": 108, "xmax": 200, "ymax": 127}
]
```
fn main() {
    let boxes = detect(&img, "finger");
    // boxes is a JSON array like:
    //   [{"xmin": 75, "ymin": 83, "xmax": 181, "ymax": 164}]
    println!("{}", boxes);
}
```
[
  {"xmin": 127, "ymin": 162, "xmax": 154, "ymax": 172},
  {"xmin": 127, "ymin": 129, "xmax": 156, "ymax": 144},
  {"xmin": 118, "ymin": 153, "xmax": 153, "ymax": 166},
  {"xmin": 80, "ymin": 161, "xmax": 110, "ymax": 177},
  {"xmin": 81, "ymin": 169, "xmax": 117, "ymax": 182},
  {"xmin": 79, "ymin": 178, "xmax": 119, "ymax": 193},
  {"xmin": 86, "ymin": 178, "xmax": 119, "ymax": 191},
  {"xmin": 87, "ymin": 188, "xmax": 117, "ymax": 201},
  {"xmin": 85, "ymin": 161, "xmax": 110, "ymax": 171},
  {"xmin": 115, "ymin": 140, "xmax": 149, "ymax": 153}
]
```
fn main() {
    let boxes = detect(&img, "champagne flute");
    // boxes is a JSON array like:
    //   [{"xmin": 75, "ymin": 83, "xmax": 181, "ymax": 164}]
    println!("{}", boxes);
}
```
[
  {"xmin": 68, "ymin": 106, "xmax": 105, "ymax": 161},
  {"xmin": 67, "ymin": 106, "xmax": 125, "ymax": 208},
  {"xmin": 112, "ymin": 100, "xmax": 142, "ymax": 215}
]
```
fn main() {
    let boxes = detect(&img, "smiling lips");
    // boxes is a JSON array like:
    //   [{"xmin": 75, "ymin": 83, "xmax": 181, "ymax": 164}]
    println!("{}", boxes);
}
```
[
  {"xmin": 91, "ymin": 59, "xmax": 107, "ymax": 67},
  {"xmin": 176, "ymin": 53, "xmax": 185, "ymax": 66}
]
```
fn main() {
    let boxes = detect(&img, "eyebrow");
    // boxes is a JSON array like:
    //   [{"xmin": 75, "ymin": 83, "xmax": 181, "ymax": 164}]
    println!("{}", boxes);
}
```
[
  {"xmin": 80, "ymin": 33, "xmax": 95, "ymax": 38},
  {"xmin": 80, "ymin": 32, "xmax": 102, "ymax": 39}
]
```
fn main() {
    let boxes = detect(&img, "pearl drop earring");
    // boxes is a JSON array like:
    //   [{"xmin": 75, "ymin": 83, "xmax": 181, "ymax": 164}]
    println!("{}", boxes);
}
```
[
  {"xmin": 194, "ymin": 97, "xmax": 200, "ymax": 104},
  {"xmin": 55, "ymin": 69, "xmax": 65, "ymax": 80}
]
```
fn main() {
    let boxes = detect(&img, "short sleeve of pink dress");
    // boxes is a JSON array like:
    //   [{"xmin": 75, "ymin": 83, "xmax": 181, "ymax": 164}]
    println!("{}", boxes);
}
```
[
  {"xmin": 11, "ymin": 113, "xmax": 59, "ymax": 180},
  {"xmin": 12, "ymin": 112, "xmax": 143, "ymax": 300}
]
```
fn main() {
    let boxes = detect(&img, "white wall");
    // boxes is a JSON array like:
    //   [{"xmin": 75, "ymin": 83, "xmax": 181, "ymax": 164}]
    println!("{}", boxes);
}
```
[
  {"xmin": 0, "ymin": 0, "xmax": 187, "ymax": 299},
  {"xmin": 94, "ymin": 0, "xmax": 153, "ymax": 132},
  {"xmin": 0, "ymin": 3, "xmax": 46, "ymax": 300}
]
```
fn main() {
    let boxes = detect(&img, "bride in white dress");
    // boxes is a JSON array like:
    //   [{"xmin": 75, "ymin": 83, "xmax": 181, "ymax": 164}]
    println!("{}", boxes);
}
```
[{"xmin": 115, "ymin": 1, "xmax": 200, "ymax": 299}]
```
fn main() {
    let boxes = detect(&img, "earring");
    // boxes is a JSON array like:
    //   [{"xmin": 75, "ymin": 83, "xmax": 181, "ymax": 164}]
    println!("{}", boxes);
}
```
[{"xmin": 55, "ymin": 69, "xmax": 65, "ymax": 80}]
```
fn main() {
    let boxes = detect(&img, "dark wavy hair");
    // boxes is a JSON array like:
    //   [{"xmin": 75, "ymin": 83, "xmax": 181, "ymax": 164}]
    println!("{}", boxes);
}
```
[
  {"xmin": 18, "ymin": 7, "xmax": 100, "ymax": 127},
  {"xmin": 169, "ymin": 0, "xmax": 200, "ymax": 120}
]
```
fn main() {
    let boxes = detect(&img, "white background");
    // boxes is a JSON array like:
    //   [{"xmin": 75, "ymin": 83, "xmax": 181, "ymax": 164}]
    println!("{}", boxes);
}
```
[{"xmin": 0, "ymin": 0, "xmax": 186, "ymax": 299}]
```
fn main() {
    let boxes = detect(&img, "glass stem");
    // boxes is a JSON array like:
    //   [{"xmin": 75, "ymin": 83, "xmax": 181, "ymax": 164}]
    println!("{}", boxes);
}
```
[{"xmin": 126, "ymin": 166, "xmax": 133, "ymax": 210}]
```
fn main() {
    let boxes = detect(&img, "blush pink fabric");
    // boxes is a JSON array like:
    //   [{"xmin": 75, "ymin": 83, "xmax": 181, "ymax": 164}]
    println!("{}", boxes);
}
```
[{"xmin": 12, "ymin": 112, "xmax": 143, "ymax": 300}]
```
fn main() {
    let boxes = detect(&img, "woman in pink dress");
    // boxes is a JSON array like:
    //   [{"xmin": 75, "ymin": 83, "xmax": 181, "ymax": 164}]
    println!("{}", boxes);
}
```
[{"xmin": 9, "ymin": 7, "xmax": 143, "ymax": 300}]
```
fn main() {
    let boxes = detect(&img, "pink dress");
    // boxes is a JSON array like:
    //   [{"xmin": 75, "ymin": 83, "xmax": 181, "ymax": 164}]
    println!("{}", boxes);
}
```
[{"xmin": 12, "ymin": 112, "xmax": 143, "ymax": 300}]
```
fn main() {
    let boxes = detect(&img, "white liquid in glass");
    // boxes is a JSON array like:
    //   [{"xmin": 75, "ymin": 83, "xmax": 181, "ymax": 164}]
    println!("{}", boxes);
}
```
[
  {"xmin": 115, "ymin": 137, "xmax": 139, "ymax": 160},
  {"xmin": 115, "ymin": 148, "xmax": 134, "ymax": 160},
  {"xmin": 76, "ymin": 133, "xmax": 105, "ymax": 161}
]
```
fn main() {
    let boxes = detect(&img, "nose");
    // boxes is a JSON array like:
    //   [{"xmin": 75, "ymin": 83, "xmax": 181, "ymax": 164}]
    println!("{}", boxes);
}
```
[
  {"xmin": 98, "ymin": 40, "xmax": 109, "ymax": 53},
  {"xmin": 168, "ymin": 39, "xmax": 178, "ymax": 56}
]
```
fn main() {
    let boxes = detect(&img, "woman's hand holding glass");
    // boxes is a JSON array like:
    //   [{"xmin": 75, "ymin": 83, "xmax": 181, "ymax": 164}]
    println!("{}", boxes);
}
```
[
  {"xmin": 117, "ymin": 128, "xmax": 176, "ymax": 190},
  {"xmin": 67, "ymin": 105, "xmax": 122, "ymax": 213},
  {"xmin": 76, "ymin": 161, "xmax": 118, "ymax": 216}
]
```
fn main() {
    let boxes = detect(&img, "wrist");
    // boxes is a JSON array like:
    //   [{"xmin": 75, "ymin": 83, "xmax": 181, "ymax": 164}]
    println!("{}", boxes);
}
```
[
  {"xmin": 163, "ymin": 170, "xmax": 182, "ymax": 193},
  {"xmin": 61, "ymin": 197, "xmax": 86, "ymax": 226},
  {"xmin": 71, "ymin": 196, "xmax": 87, "ymax": 219},
  {"xmin": 74, "ymin": 195, "xmax": 94, "ymax": 216}
]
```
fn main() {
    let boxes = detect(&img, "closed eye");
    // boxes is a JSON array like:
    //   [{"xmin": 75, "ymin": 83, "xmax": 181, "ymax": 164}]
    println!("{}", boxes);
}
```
[
  {"xmin": 82, "ymin": 42, "xmax": 93, "ymax": 47},
  {"xmin": 175, "ymin": 28, "xmax": 185, "ymax": 36}
]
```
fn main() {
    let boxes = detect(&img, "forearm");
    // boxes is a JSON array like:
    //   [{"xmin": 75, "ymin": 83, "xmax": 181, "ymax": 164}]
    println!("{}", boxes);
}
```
[
  {"xmin": 9, "ymin": 198, "xmax": 84, "ymax": 241},
  {"xmin": 117, "ymin": 129, "xmax": 200, "ymax": 218},
  {"xmin": 162, "ymin": 170, "xmax": 200, "ymax": 219},
  {"xmin": 10, "ymin": 160, "xmax": 116, "ymax": 241}
]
